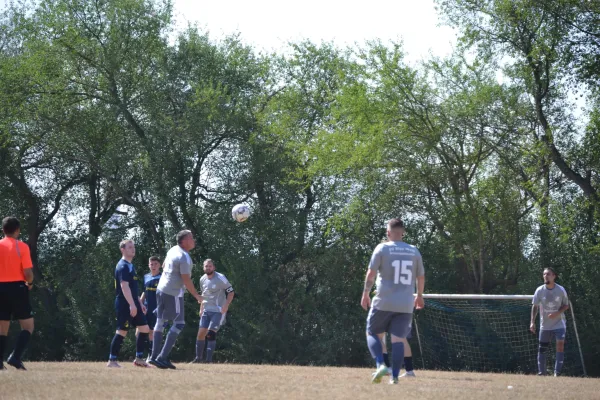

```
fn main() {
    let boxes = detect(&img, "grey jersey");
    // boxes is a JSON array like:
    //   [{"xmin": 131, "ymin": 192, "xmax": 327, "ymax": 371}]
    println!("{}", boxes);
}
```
[
  {"xmin": 200, "ymin": 272, "xmax": 233, "ymax": 312},
  {"xmin": 532, "ymin": 284, "xmax": 569, "ymax": 331},
  {"xmin": 369, "ymin": 241, "xmax": 425, "ymax": 313},
  {"xmin": 157, "ymin": 245, "xmax": 193, "ymax": 296}
]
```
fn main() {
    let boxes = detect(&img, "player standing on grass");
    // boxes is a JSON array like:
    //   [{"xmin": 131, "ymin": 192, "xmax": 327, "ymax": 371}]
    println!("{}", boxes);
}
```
[
  {"xmin": 530, "ymin": 267, "xmax": 569, "ymax": 376},
  {"xmin": 107, "ymin": 240, "xmax": 151, "ymax": 368},
  {"xmin": 0, "ymin": 217, "xmax": 35, "ymax": 371},
  {"xmin": 379, "ymin": 333, "xmax": 416, "ymax": 378},
  {"xmin": 149, "ymin": 230, "xmax": 202, "ymax": 369},
  {"xmin": 361, "ymin": 218, "xmax": 425, "ymax": 384},
  {"xmin": 138, "ymin": 256, "xmax": 161, "ymax": 362},
  {"xmin": 190, "ymin": 259, "xmax": 234, "ymax": 364}
]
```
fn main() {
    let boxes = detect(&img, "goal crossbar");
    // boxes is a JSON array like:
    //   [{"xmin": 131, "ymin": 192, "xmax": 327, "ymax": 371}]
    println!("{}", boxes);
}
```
[{"xmin": 419, "ymin": 294, "xmax": 533, "ymax": 300}]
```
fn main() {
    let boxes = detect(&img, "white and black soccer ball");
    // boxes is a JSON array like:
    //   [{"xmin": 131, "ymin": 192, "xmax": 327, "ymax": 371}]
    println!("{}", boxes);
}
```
[{"xmin": 232, "ymin": 204, "xmax": 251, "ymax": 222}]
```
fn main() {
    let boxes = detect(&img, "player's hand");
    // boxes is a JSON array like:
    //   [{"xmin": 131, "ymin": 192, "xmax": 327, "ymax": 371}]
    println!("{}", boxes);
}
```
[
  {"xmin": 415, "ymin": 294, "xmax": 425, "ymax": 310},
  {"xmin": 141, "ymin": 304, "xmax": 147, "ymax": 314},
  {"xmin": 129, "ymin": 305, "xmax": 138, "ymax": 317},
  {"xmin": 530, "ymin": 322, "xmax": 536, "ymax": 334},
  {"xmin": 195, "ymin": 294, "xmax": 203, "ymax": 304},
  {"xmin": 361, "ymin": 294, "xmax": 371, "ymax": 311},
  {"xmin": 220, "ymin": 305, "xmax": 229, "ymax": 315},
  {"xmin": 548, "ymin": 313, "xmax": 558, "ymax": 319}
]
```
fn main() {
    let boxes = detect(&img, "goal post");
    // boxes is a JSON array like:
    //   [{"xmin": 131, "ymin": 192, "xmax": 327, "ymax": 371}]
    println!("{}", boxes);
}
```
[{"xmin": 412, "ymin": 294, "xmax": 587, "ymax": 376}]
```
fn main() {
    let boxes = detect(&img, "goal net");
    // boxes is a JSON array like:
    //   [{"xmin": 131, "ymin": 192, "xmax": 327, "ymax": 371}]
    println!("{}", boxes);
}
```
[{"xmin": 412, "ymin": 294, "xmax": 586, "ymax": 376}]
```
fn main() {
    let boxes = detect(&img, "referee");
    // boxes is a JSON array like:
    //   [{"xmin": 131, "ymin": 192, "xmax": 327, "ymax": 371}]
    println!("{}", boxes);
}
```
[{"xmin": 0, "ymin": 217, "xmax": 35, "ymax": 370}]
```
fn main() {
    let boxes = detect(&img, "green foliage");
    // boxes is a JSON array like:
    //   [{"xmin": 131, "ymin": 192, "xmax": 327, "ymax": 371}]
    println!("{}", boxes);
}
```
[{"xmin": 0, "ymin": 0, "xmax": 599, "ymax": 377}]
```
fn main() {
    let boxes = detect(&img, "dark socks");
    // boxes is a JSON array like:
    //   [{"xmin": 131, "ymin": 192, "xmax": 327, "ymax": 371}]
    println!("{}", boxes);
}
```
[
  {"xmin": 391, "ymin": 342, "xmax": 405, "ymax": 379},
  {"xmin": 367, "ymin": 333, "xmax": 384, "ymax": 367},
  {"xmin": 404, "ymin": 356, "xmax": 413, "ymax": 372},
  {"xmin": 0, "ymin": 335, "xmax": 7, "ymax": 363},
  {"xmin": 196, "ymin": 340, "xmax": 205, "ymax": 360},
  {"xmin": 206, "ymin": 340, "xmax": 216, "ymax": 362},
  {"xmin": 12, "ymin": 330, "xmax": 31, "ymax": 360},
  {"xmin": 109, "ymin": 334, "xmax": 124, "ymax": 361},
  {"xmin": 383, "ymin": 353, "xmax": 390, "ymax": 368},
  {"xmin": 555, "ymin": 352, "xmax": 564, "ymax": 374},
  {"xmin": 136, "ymin": 332, "xmax": 149, "ymax": 358}
]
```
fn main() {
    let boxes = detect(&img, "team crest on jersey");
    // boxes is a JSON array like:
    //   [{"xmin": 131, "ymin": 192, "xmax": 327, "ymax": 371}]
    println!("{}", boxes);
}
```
[
  {"xmin": 555, "ymin": 296, "xmax": 560, "ymax": 302},
  {"xmin": 211, "ymin": 284, "xmax": 217, "ymax": 289}
]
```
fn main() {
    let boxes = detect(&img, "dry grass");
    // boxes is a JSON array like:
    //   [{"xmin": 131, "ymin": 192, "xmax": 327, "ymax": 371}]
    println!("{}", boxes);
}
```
[{"xmin": 0, "ymin": 362, "xmax": 598, "ymax": 400}]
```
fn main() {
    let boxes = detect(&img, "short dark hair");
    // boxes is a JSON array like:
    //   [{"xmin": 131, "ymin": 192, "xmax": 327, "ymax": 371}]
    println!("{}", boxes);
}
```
[
  {"xmin": 387, "ymin": 218, "xmax": 405, "ymax": 230},
  {"xmin": 176, "ymin": 230, "xmax": 192, "ymax": 245},
  {"xmin": 149, "ymin": 256, "xmax": 161, "ymax": 263},
  {"xmin": 544, "ymin": 267, "xmax": 557, "ymax": 277},
  {"xmin": 2, "ymin": 217, "xmax": 20, "ymax": 235}
]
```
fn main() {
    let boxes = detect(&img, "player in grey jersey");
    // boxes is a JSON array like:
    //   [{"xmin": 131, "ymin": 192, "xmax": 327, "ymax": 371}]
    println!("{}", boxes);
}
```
[
  {"xmin": 361, "ymin": 218, "xmax": 425, "ymax": 384},
  {"xmin": 148, "ymin": 230, "xmax": 203, "ymax": 369},
  {"xmin": 530, "ymin": 267, "xmax": 569, "ymax": 376},
  {"xmin": 190, "ymin": 259, "xmax": 234, "ymax": 363}
]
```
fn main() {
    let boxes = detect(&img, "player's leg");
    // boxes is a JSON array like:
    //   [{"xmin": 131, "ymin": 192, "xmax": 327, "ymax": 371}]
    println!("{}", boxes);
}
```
[
  {"xmin": 191, "ymin": 312, "xmax": 210, "ymax": 363},
  {"xmin": 0, "ymin": 284, "xmax": 12, "ymax": 370},
  {"xmin": 366, "ymin": 308, "xmax": 391, "ymax": 383},
  {"xmin": 108, "ymin": 299, "xmax": 128, "ymax": 368},
  {"xmin": 205, "ymin": 312, "xmax": 225, "ymax": 363},
  {"xmin": 7, "ymin": 282, "xmax": 34, "ymax": 370},
  {"xmin": 399, "ymin": 337, "xmax": 415, "ymax": 377},
  {"xmin": 145, "ymin": 310, "xmax": 156, "ymax": 362},
  {"xmin": 388, "ymin": 313, "xmax": 412, "ymax": 383},
  {"xmin": 132, "ymin": 308, "xmax": 150, "ymax": 367},
  {"xmin": 378, "ymin": 333, "xmax": 390, "ymax": 368},
  {"xmin": 0, "ymin": 320, "xmax": 9, "ymax": 371},
  {"xmin": 157, "ymin": 295, "xmax": 185, "ymax": 369},
  {"xmin": 537, "ymin": 330, "xmax": 551, "ymax": 375},
  {"xmin": 149, "ymin": 291, "xmax": 170, "ymax": 368},
  {"xmin": 554, "ymin": 328, "xmax": 566, "ymax": 376}
]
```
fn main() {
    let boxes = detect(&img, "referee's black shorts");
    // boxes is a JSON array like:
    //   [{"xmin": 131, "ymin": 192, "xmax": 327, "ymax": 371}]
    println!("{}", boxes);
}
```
[{"xmin": 0, "ymin": 281, "xmax": 33, "ymax": 321}]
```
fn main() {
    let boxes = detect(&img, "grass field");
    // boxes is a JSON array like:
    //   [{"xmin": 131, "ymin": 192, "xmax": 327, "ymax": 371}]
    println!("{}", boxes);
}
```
[{"xmin": 1, "ymin": 362, "xmax": 599, "ymax": 400}]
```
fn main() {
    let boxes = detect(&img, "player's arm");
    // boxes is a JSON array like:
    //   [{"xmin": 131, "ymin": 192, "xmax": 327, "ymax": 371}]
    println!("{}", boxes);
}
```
[
  {"xmin": 139, "ymin": 292, "xmax": 147, "ymax": 314},
  {"xmin": 21, "ymin": 243, "xmax": 34, "ymax": 289},
  {"xmin": 415, "ymin": 275, "xmax": 425, "ymax": 309},
  {"xmin": 361, "ymin": 269, "xmax": 377, "ymax": 311},
  {"xmin": 414, "ymin": 255, "xmax": 425, "ymax": 309},
  {"xmin": 549, "ymin": 304, "xmax": 569, "ymax": 319},
  {"xmin": 221, "ymin": 287, "xmax": 235, "ymax": 314},
  {"xmin": 181, "ymin": 274, "xmax": 203, "ymax": 303},
  {"xmin": 120, "ymin": 281, "xmax": 138, "ymax": 317},
  {"xmin": 530, "ymin": 305, "xmax": 539, "ymax": 333}
]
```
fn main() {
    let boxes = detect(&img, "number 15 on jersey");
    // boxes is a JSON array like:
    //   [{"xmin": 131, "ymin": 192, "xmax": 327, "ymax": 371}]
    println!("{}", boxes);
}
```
[{"xmin": 392, "ymin": 260, "xmax": 412, "ymax": 285}]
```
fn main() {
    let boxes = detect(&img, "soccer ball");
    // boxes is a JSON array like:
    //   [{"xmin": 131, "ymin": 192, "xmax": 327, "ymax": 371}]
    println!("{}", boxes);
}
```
[{"xmin": 232, "ymin": 204, "xmax": 251, "ymax": 222}]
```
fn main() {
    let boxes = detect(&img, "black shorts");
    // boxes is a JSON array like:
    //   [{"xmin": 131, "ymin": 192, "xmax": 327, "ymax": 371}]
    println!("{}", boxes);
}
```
[
  {"xmin": 115, "ymin": 298, "xmax": 147, "ymax": 331},
  {"xmin": 146, "ymin": 308, "xmax": 157, "ymax": 330},
  {"xmin": 0, "ymin": 281, "xmax": 33, "ymax": 321}
]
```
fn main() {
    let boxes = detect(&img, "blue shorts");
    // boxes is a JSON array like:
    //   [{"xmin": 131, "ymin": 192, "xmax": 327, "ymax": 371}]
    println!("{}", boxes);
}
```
[
  {"xmin": 367, "ymin": 308, "xmax": 412, "ymax": 338},
  {"xmin": 200, "ymin": 310, "xmax": 226, "ymax": 331},
  {"xmin": 115, "ymin": 298, "xmax": 147, "ymax": 331},
  {"xmin": 539, "ymin": 328, "xmax": 566, "ymax": 342}
]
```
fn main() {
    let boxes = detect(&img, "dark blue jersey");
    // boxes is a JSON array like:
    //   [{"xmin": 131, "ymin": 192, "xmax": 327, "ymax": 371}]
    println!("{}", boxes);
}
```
[
  {"xmin": 115, "ymin": 259, "xmax": 140, "ymax": 301},
  {"xmin": 143, "ymin": 272, "xmax": 161, "ymax": 312}
]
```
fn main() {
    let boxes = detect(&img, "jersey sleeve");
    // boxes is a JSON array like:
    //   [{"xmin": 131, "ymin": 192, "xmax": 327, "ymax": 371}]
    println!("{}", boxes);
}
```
[
  {"xmin": 561, "ymin": 288, "xmax": 569, "ymax": 307},
  {"xmin": 116, "ymin": 264, "xmax": 134, "ymax": 283},
  {"xmin": 179, "ymin": 253, "xmax": 192, "ymax": 275},
  {"xmin": 19, "ymin": 242, "xmax": 33, "ymax": 270},
  {"xmin": 368, "ymin": 245, "xmax": 383, "ymax": 272},
  {"xmin": 532, "ymin": 288, "xmax": 541, "ymax": 305},
  {"xmin": 220, "ymin": 276, "xmax": 233, "ymax": 291},
  {"xmin": 415, "ymin": 252, "xmax": 425, "ymax": 277}
]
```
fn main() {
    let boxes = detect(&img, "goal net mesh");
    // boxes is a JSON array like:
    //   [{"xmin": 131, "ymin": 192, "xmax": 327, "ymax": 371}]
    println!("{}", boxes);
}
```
[{"xmin": 412, "ymin": 296, "xmax": 585, "ymax": 376}]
